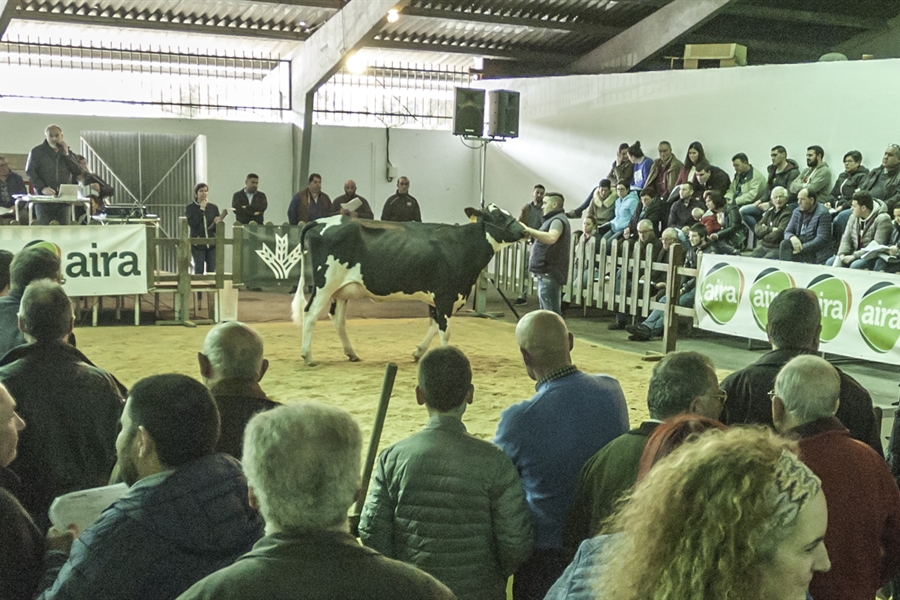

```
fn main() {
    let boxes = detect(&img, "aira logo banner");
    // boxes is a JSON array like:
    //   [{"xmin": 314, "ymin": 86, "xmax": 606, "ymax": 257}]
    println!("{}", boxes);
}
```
[
  {"xmin": 807, "ymin": 274, "xmax": 852, "ymax": 343},
  {"xmin": 748, "ymin": 268, "xmax": 796, "ymax": 332},
  {"xmin": 699, "ymin": 262, "xmax": 744, "ymax": 325},
  {"xmin": 857, "ymin": 281, "xmax": 900, "ymax": 353}
]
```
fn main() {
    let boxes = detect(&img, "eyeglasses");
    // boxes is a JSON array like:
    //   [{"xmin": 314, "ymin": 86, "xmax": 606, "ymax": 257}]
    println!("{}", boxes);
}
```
[{"xmin": 707, "ymin": 390, "xmax": 728, "ymax": 405}]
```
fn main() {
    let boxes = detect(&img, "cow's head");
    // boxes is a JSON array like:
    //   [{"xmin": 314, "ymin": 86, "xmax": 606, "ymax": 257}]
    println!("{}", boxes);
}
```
[{"xmin": 465, "ymin": 204, "xmax": 527, "ymax": 250}]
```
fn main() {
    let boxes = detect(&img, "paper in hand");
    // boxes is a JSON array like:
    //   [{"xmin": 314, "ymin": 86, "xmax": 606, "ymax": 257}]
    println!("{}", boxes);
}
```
[
  {"xmin": 341, "ymin": 198, "xmax": 362, "ymax": 212},
  {"xmin": 49, "ymin": 482, "xmax": 128, "ymax": 532}
]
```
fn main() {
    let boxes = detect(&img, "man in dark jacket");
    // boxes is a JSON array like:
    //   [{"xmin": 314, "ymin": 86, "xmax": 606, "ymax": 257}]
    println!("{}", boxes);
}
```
[
  {"xmin": 288, "ymin": 173, "xmax": 331, "ymax": 225},
  {"xmin": 178, "ymin": 402, "xmax": 454, "ymax": 600},
  {"xmin": 694, "ymin": 160, "xmax": 730, "ymax": 196},
  {"xmin": 0, "ymin": 155, "xmax": 27, "ymax": 215},
  {"xmin": 721, "ymin": 288, "xmax": 882, "ymax": 456},
  {"xmin": 25, "ymin": 125, "xmax": 83, "ymax": 224},
  {"xmin": 198, "ymin": 322, "xmax": 278, "ymax": 459},
  {"xmin": 779, "ymin": 189, "xmax": 833, "ymax": 264},
  {"xmin": 37, "ymin": 374, "xmax": 265, "ymax": 600},
  {"xmin": 751, "ymin": 186, "xmax": 792, "ymax": 259},
  {"xmin": 332, "ymin": 179, "xmax": 374, "ymax": 220},
  {"xmin": 522, "ymin": 193, "xmax": 570, "ymax": 315},
  {"xmin": 360, "ymin": 346, "xmax": 532, "ymax": 600},
  {"xmin": 0, "ymin": 245, "xmax": 62, "ymax": 359},
  {"xmin": 767, "ymin": 145, "xmax": 800, "ymax": 196},
  {"xmin": 1, "ymin": 280, "xmax": 125, "ymax": 531},
  {"xmin": 381, "ymin": 176, "xmax": 421, "ymax": 222},
  {"xmin": 231, "ymin": 173, "xmax": 267, "ymax": 225},
  {"xmin": 859, "ymin": 145, "xmax": 900, "ymax": 213}
]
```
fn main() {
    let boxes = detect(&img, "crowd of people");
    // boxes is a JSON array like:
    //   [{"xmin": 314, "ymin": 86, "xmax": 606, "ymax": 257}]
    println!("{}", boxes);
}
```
[{"xmin": 0, "ymin": 236, "xmax": 898, "ymax": 600}]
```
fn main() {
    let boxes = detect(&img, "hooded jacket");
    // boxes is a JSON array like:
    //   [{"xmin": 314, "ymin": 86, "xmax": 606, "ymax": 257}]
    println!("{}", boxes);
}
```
[
  {"xmin": 767, "ymin": 159, "xmax": 800, "ymax": 194},
  {"xmin": 837, "ymin": 198, "xmax": 892, "ymax": 259},
  {"xmin": 37, "ymin": 454, "xmax": 265, "ymax": 600}
]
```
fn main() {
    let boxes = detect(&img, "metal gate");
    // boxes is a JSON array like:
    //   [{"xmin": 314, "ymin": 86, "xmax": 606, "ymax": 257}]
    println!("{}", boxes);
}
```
[{"xmin": 79, "ymin": 131, "xmax": 206, "ymax": 272}]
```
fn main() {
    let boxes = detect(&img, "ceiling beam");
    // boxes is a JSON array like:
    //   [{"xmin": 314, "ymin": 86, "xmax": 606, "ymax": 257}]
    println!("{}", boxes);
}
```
[
  {"xmin": 367, "ymin": 37, "xmax": 577, "ymax": 65},
  {"xmin": 13, "ymin": 8, "xmax": 311, "ymax": 41},
  {"xmin": 0, "ymin": 0, "xmax": 17, "ymax": 39},
  {"xmin": 570, "ymin": 0, "xmax": 736, "ymax": 74},
  {"xmin": 399, "ymin": 5, "xmax": 624, "ymax": 39},
  {"xmin": 721, "ymin": 5, "xmax": 885, "ymax": 30},
  {"xmin": 245, "ymin": 0, "xmax": 343, "ymax": 7}
]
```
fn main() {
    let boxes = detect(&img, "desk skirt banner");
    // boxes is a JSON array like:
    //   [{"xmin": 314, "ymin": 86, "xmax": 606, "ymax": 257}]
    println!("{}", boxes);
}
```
[
  {"xmin": 0, "ymin": 225, "xmax": 148, "ymax": 296},
  {"xmin": 695, "ymin": 255, "xmax": 900, "ymax": 365}
]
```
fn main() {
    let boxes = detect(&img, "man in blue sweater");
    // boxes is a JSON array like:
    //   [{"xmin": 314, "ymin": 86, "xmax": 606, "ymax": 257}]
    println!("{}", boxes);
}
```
[{"xmin": 494, "ymin": 310, "xmax": 629, "ymax": 600}]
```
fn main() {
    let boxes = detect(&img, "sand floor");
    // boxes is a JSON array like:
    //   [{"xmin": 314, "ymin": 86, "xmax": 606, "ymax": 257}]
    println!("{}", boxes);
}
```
[{"xmin": 76, "ymin": 316, "xmax": 671, "ymax": 451}]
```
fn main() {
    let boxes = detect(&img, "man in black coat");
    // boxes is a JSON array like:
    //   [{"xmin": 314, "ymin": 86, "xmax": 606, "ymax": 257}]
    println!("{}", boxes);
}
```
[{"xmin": 231, "ymin": 173, "xmax": 268, "ymax": 225}]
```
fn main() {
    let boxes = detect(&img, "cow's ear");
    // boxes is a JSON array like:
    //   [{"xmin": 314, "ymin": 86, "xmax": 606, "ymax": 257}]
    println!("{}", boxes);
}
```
[{"xmin": 465, "ymin": 207, "xmax": 482, "ymax": 222}]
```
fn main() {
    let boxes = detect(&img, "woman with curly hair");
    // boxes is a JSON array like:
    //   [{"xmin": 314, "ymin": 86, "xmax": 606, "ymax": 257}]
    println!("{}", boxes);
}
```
[{"xmin": 598, "ymin": 427, "xmax": 829, "ymax": 600}]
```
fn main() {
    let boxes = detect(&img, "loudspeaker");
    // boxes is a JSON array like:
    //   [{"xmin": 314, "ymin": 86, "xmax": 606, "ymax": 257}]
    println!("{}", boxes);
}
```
[
  {"xmin": 453, "ymin": 88, "xmax": 485, "ymax": 137},
  {"xmin": 487, "ymin": 90, "xmax": 520, "ymax": 138}
]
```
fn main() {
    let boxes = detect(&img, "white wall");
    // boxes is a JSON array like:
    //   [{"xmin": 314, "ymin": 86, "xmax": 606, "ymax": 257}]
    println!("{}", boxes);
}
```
[
  {"xmin": 481, "ymin": 58, "xmax": 900, "ymax": 212},
  {"xmin": 309, "ymin": 125, "xmax": 482, "ymax": 225}
]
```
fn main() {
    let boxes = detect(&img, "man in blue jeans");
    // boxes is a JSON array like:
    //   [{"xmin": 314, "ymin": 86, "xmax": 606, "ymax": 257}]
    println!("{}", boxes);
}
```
[{"xmin": 521, "ymin": 192, "xmax": 571, "ymax": 316}]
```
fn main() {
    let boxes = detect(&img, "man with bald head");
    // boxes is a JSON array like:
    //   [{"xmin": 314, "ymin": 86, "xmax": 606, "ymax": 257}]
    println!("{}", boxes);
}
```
[
  {"xmin": 25, "ymin": 124, "xmax": 83, "ymax": 224},
  {"xmin": 772, "ymin": 355, "xmax": 900, "ymax": 600},
  {"xmin": 231, "ymin": 173, "xmax": 267, "ymax": 225},
  {"xmin": 494, "ymin": 310, "xmax": 628, "ymax": 600},
  {"xmin": 332, "ymin": 179, "xmax": 374, "ymax": 220},
  {"xmin": 198, "ymin": 321, "xmax": 278, "ymax": 458}
]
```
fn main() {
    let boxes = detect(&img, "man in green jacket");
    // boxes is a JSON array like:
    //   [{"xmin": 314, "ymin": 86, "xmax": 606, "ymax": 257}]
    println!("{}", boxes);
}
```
[{"xmin": 359, "ymin": 346, "xmax": 533, "ymax": 600}]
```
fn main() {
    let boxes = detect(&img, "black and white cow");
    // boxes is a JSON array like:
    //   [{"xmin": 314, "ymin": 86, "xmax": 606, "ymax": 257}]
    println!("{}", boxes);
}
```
[{"xmin": 291, "ymin": 204, "xmax": 527, "ymax": 366}]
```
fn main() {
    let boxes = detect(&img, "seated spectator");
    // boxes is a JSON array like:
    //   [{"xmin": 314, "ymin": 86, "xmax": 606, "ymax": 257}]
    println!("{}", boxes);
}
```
[
  {"xmin": 602, "ymin": 182, "xmax": 638, "ymax": 241},
  {"xmin": 179, "ymin": 402, "xmax": 455, "ymax": 600},
  {"xmin": 198, "ymin": 322, "xmax": 279, "ymax": 459},
  {"xmin": 606, "ymin": 143, "xmax": 633, "ymax": 189},
  {"xmin": 594, "ymin": 428, "xmax": 830, "ymax": 599},
  {"xmin": 829, "ymin": 150, "xmax": 869, "ymax": 239},
  {"xmin": 622, "ymin": 190, "xmax": 666, "ymax": 241},
  {"xmin": 580, "ymin": 215, "xmax": 598, "ymax": 243},
  {"xmin": 859, "ymin": 144, "xmax": 900, "ymax": 213},
  {"xmin": 751, "ymin": 186, "xmax": 792, "ymax": 259},
  {"xmin": 0, "ymin": 245, "xmax": 62, "ymax": 358},
  {"xmin": 608, "ymin": 222, "xmax": 669, "ymax": 331},
  {"xmin": 766, "ymin": 145, "xmax": 800, "ymax": 198},
  {"xmin": 75, "ymin": 155, "xmax": 114, "ymax": 218},
  {"xmin": 874, "ymin": 205, "xmax": 900, "ymax": 273},
  {"xmin": 563, "ymin": 351, "xmax": 724, "ymax": 552},
  {"xmin": 724, "ymin": 153, "xmax": 767, "ymax": 207},
  {"xmin": 789, "ymin": 145, "xmax": 832, "ymax": 204},
  {"xmin": 0, "ymin": 155, "xmax": 27, "ymax": 218},
  {"xmin": 721, "ymin": 287, "xmax": 882, "ymax": 455},
  {"xmin": 0, "ymin": 249, "xmax": 12, "ymax": 296},
  {"xmin": 627, "ymin": 141, "xmax": 652, "ymax": 191},
  {"xmin": 779, "ymin": 189, "xmax": 833, "ymax": 264},
  {"xmin": 1, "ymin": 281, "xmax": 125, "ymax": 532},
  {"xmin": 673, "ymin": 141, "xmax": 705, "ymax": 192},
  {"xmin": 551, "ymin": 413, "xmax": 728, "ymax": 600},
  {"xmin": 0, "ymin": 382, "xmax": 44, "ymax": 600},
  {"xmin": 626, "ymin": 224, "xmax": 708, "ymax": 341},
  {"xmin": 704, "ymin": 191, "xmax": 745, "ymax": 255},
  {"xmin": 695, "ymin": 160, "xmax": 731, "ymax": 196},
  {"xmin": 667, "ymin": 182, "xmax": 704, "ymax": 243},
  {"xmin": 772, "ymin": 355, "xmax": 900, "ymax": 600},
  {"xmin": 826, "ymin": 190, "xmax": 891, "ymax": 269},
  {"xmin": 494, "ymin": 310, "xmax": 628, "ymax": 600},
  {"xmin": 567, "ymin": 179, "xmax": 613, "ymax": 222},
  {"xmin": 37, "ymin": 374, "xmax": 265, "ymax": 600},
  {"xmin": 360, "ymin": 346, "xmax": 532, "ymax": 600},
  {"xmin": 643, "ymin": 141, "xmax": 683, "ymax": 202}
]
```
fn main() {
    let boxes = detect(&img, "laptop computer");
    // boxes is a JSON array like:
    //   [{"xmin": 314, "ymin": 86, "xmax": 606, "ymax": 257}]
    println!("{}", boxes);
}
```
[{"xmin": 57, "ymin": 184, "xmax": 80, "ymax": 199}]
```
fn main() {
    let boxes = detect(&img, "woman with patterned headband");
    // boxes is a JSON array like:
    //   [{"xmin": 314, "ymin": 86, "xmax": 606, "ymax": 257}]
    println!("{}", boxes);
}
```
[{"xmin": 592, "ymin": 427, "xmax": 830, "ymax": 600}]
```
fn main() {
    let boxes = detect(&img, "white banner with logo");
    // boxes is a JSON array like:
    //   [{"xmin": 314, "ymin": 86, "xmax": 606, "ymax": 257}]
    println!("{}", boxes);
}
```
[
  {"xmin": 695, "ymin": 255, "xmax": 900, "ymax": 365},
  {"xmin": 0, "ymin": 225, "xmax": 148, "ymax": 296}
]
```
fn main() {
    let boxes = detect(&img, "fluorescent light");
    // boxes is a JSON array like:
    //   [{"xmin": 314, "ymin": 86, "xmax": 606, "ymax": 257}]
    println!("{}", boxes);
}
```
[{"xmin": 387, "ymin": 9, "xmax": 399, "ymax": 23}]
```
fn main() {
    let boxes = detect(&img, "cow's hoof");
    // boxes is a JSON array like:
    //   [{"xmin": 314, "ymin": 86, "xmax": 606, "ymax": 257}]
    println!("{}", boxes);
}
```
[
  {"xmin": 347, "ymin": 354, "xmax": 361, "ymax": 362},
  {"xmin": 302, "ymin": 356, "xmax": 317, "ymax": 367}
]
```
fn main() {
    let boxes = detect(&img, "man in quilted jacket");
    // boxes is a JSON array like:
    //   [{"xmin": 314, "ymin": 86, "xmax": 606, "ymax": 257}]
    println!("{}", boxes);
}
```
[{"xmin": 359, "ymin": 346, "xmax": 533, "ymax": 600}]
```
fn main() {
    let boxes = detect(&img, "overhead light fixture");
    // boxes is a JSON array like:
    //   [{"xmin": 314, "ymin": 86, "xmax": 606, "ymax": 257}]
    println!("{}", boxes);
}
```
[
  {"xmin": 346, "ymin": 52, "xmax": 367, "ymax": 74},
  {"xmin": 387, "ymin": 9, "xmax": 399, "ymax": 23}
]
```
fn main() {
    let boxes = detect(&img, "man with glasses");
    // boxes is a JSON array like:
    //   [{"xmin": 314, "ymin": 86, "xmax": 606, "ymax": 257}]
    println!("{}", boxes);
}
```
[
  {"xmin": 859, "ymin": 144, "xmax": 900, "ymax": 213},
  {"xmin": 720, "ymin": 288, "xmax": 881, "ymax": 455}
]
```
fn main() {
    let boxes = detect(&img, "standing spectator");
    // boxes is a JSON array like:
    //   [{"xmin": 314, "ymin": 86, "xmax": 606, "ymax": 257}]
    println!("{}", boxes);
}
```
[
  {"xmin": 360, "ymin": 346, "xmax": 532, "ymax": 600},
  {"xmin": 516, "ymin": 184, "xmax": 546, "ymax": 305},
  {"xmin": 779, "ymin": 189, "xmax": 833, "ymax": 264},
  {"xmin": 826, "ymin": 190, "xmax": 891, "ymax": 269},
  {"xmin": 751, "ymin": 186, "xmax": 792, "ymax": 259},
  {"xmin": 725, "ymin": 152, "xmax": 767, "ymax": 208},
  {"xmin": 859, "ymin": 144, "xmax": 900, "ymax": 213},
  {"xmin": 521, "ymin": 193, "xmax": 570, "ymax": 315},
  {"xmin": 232, "ymin": 173, "xmax": 267, "ymax": 225},
  {"xmin": 606, "ymin": 143, "xmax": 633, "ymax": 189},
  {"xmin": 25, "ymin": 124, "xmax": 83, "ymax": 225},
  {"xmin": 0, "ymin": 281, "xmax": 125, "ymax": 531},
  {"xmin": 602, "ymin": 182, "xmax": 639, "ymax": 242},
  {"xmin": 0, "ymin": 245, "xmax": 62, "ymax": 358},
  {"xmin": 720, "ymin": 287, "xmax": 882, "ymax": 455},
  {"xmin": 643, "ymin": 141, "xmax": 683, "ymax": 202},
  {"xmin": 178, "ymin": 402, "xmax": 455, "ymax": 600},
  {"xmin": 332, "ymin": 179, "xmax": 374, "ymax": 219},
  {"xmin": 494, "ymin": 310, "xmax": 628, "ymax": 600},
  {"xmin": 288, "ymin": 173, "xmax": 332, "ymax": 225},
  {"xmin": 673, "ymin": 141, "xmax": 706, "ymax": 193},
  {"xmin": 186, "ymin": 183, "xmax": 226, "ymax": 275},
  {"xmin": 695, "ymin": 160, "xmax": 731, "ymax": 196},
  {"xmin": 0, "ymin": 155, "xmax": 27, "ymax": 220},
  {"xmin": 772, "ymin": 355, "xmax": 900, "ymax": 600},
  {"xmin": 197, "ymin": 322, "xmax": 279, "ymax": 459},
  {"xmin": 381, "ymin": 176, "xmax": 421, "ymax": 222},
  {"xmin": 563, "ymin": 351, "xmax": 724, "ymax": 553},
  {"xmin": 789, "ymin": 145, "xmax": 832, "ymax": 203},
  {"xmin": 874, "ymin": 205, "xmax": 900, "ymax": 273},
  {"xmin": 828, "ymin": 150, "xmax": 869, "ymax": 239},
  {"xmin": 627, "ymin": 141, "xmax": 652, "ymax": 191},
  {"xmin": 36, "ymin": 374, "xmax": 264, "ymax": 600}
]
